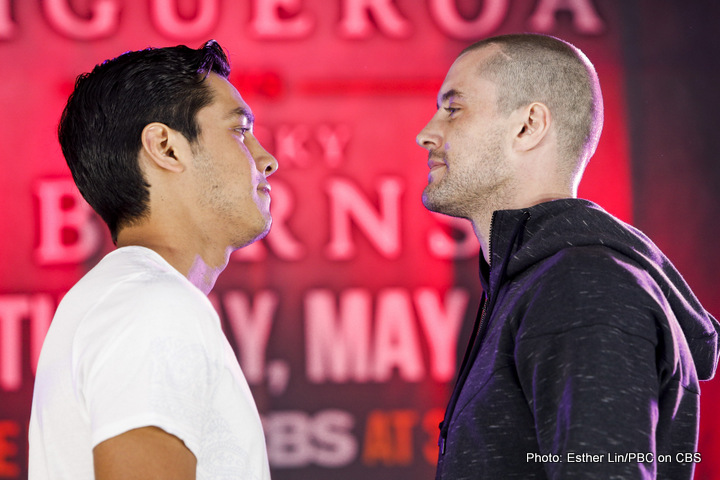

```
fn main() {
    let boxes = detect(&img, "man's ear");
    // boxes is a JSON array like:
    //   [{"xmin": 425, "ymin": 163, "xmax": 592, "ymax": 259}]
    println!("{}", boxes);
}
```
[
  {"xmin": 513, "ymin": 102, "xmax": 551, "ymax": 152},
  {"xmin": 140, "ymin": 123, "xmax": 187, "ymax": 173}
]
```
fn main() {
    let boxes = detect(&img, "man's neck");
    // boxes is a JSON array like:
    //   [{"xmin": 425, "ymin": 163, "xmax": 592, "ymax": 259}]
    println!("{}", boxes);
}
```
[
  {"xmin": 116, "ymin": 227, "xmax": 230, "ymax": 295},
  {"xmin": 470, "ymin": 215, "xmax": 493, "ymax": 265},
  {"xmin": 186, "ymin": 252, "xmax": 231, "ymax": 295}
]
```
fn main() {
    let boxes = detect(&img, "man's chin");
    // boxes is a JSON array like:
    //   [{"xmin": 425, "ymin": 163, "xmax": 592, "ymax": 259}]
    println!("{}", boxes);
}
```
[
  {"xmin": 254, "ymin": 217, "xmax": 272, "ymax": 242},
  {"xmin": 422, "ymin": 189, "xmax": 467, "ymax": 219},
  {"xmin": 232, "ymin": 217, "xmax": 272, "ymax": 250},
  {"xmin": 422, "ymin": 187, "xmax": 447, "ymax": 214}
]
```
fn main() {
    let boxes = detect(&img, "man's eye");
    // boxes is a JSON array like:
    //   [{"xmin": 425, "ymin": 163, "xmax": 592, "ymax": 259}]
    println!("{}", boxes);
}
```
[
  {"xmin": 444, "ymin": 107, "xmax": 458, "ymax": 116},
  {"xmin": 233, "ymin": 127, "xmax": 251, "ymax": 143}
]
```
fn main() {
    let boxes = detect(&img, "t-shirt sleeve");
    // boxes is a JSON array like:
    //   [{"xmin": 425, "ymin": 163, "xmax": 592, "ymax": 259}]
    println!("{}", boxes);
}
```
[
  {"xmin": 514, "ymin": 249, "xmax": 664, "ymax": 479},
  {"xmin": 72, "ymin": 276, "xmax": 220, "ymax": 457}
]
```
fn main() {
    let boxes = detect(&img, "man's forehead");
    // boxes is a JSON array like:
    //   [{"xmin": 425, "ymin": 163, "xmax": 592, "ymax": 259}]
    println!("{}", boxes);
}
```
[
  {"xmin": 446, "ymin": 44, "xmax": 501, "ymax": 80},
  {"xmin": 435, "ymin": 54, "xmax": 478, "ymax": 105},
  {"xmin": 205, "ymin": 73, "xmax": 255, "ymax": 122},
  {"xmin": 223, "ymin": 81, "xmax": 254, "ymax": 122},
  {"xmin": 436, "ymin": 47, "xmax": 501, "ymax": 107}
]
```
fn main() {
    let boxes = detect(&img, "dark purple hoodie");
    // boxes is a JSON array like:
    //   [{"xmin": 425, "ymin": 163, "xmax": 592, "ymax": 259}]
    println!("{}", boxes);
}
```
[{"xmin": 436, "ymin": 199, "xmax": 719, "ymax": 480}]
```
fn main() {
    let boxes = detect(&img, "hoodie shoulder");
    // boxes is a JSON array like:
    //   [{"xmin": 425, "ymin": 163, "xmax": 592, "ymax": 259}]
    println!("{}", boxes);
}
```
[
  {"xmin": 504, "ymin": 199, "xmax": 719, "ymax": 381},
  {"xmin": 516, "ymin": 244, "xmax": 666, "ymax": 342}
]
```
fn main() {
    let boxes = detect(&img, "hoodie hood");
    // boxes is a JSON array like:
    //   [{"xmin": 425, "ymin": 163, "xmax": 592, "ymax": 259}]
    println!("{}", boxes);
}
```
[{"xmin": 484, "ymin": 198, "xmax": 720, "ymax": 381}]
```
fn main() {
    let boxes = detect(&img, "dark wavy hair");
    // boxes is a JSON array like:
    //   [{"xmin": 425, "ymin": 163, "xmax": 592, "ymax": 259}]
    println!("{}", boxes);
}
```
[{"xmin": 58, "ymin": 40, "xmax": 231, "ymax": 243}]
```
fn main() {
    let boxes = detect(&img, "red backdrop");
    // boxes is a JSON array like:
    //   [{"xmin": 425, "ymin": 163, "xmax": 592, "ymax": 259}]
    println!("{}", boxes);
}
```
[{"xmin": 1, "ymin": 1, "xmax": 718, "ymax": 479}]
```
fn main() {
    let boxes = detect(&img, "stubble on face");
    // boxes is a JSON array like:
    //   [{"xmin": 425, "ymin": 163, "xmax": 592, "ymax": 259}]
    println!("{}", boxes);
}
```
[
  {"xmin": 421, "ymin": 122, "xmax": 513, "ymax": 221},
  {"xmin": 191, "ymin": 143, "xmax": 271, "ymax": 249}
]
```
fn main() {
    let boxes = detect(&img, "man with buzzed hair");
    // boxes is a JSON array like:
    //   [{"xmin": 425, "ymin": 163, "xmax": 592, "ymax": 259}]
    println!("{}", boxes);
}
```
[{"xmin": 417, "ymin": 33, "xmax": 719, "ymax": 479}]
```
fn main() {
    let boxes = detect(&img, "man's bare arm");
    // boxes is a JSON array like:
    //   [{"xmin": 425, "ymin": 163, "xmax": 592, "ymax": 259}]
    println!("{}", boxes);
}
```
[{"xmin": 93, "ymin": 426, "xmax": 196, "ymax": 480}]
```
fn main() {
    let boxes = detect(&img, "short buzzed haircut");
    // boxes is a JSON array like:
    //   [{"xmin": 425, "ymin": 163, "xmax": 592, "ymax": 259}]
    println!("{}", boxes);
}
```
[{"xmin": 461, "ymin": 34, "xmax": 604, "ymax": 179}]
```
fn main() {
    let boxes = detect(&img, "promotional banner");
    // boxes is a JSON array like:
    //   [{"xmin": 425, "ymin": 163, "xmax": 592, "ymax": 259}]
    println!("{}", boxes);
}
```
[{"xmin": 1, "ymin": 1, "xmax": 718, "ymax": 478}]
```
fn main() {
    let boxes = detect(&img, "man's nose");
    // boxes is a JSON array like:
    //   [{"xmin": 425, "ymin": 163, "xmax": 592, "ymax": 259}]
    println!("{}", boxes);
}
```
[
  {"xmin": 416, "ymin": 119, "xmax": 442, "ymax": 151},
  {"xmin": 247, "ymin": 133, "xmax": 278, "ymax": 176}
]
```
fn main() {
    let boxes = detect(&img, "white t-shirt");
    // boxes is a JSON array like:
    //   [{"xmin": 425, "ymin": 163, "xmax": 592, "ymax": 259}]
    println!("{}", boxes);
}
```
[{"xmin": 29, "ymin": 246, "xmax": 270, "ymax": 480}]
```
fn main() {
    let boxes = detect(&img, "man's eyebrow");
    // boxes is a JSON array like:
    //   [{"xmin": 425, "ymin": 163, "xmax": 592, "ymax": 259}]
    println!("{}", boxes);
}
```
[
  {"xmin": 436, "ymin": 89, "xmax": 463, "ymax": 109},
  {"xmin": 227, "ymin": 107, "xmax": 255, "ymax": 124}
]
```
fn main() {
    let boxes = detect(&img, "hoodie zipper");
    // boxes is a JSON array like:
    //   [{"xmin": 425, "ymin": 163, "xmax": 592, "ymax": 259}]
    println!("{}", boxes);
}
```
[
  {"xmin": 487, "ymin": 210, "xmax": 497, "ymax": 272},
  {"xmin": 438, "ymin": 211, "xmax": 499, "ymax": 455},
  {"xmin": 438, "ymin": 210, "xmax": 529, "ymax": 457}
]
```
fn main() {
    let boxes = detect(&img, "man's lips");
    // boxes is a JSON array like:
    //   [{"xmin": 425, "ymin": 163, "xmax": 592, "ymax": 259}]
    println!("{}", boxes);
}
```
[
  {"xmin": 427, "ymin": 153, "xmax": 446, "ymax": 170},
  {"xmin": 428, "ymin": 157, "xmax": 446, "ymax": 173},
  {"xmin": 257, "ymin": 182, "xmax": 271, "ymax": 194},
  {"xmin": 427, "ymin": 160, "xmax": 446, "ymax": 184}
]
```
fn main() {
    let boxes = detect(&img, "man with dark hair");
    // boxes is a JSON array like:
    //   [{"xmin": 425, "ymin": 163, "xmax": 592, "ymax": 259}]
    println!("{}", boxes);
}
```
[
  {"xmin": 417, "ymin": 33, "xmax": 719, "ymax": 479},
  {"xmin": 29, "ymin": 40, "xmax": 278, "ymax": 479}
]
